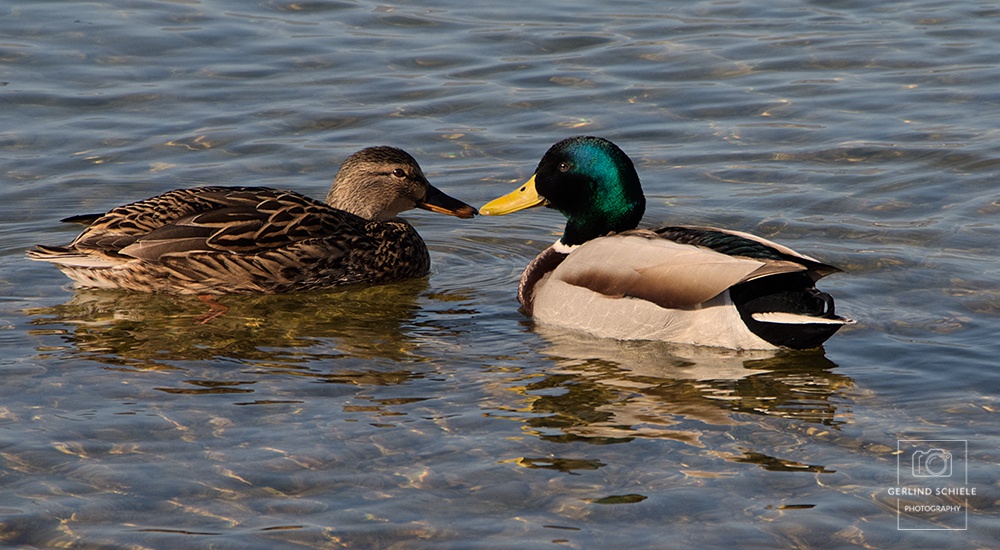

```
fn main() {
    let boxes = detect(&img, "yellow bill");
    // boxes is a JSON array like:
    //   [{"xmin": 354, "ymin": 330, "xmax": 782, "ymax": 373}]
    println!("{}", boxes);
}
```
[{"xmin": 480, "ymin": 175, "xmax": 546, "ymax": 216}]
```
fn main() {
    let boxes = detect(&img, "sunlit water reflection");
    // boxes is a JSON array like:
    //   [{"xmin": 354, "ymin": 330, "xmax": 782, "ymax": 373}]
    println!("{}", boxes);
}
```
[{"xmin": 2, "ymin": 0, "xmax": 999, "ymax": 548}]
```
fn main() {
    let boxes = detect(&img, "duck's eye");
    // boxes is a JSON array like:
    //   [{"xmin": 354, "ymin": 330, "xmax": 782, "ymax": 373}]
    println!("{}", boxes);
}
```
[
  {"xmin": 558, "ymin": 161, "xmax": 570, "ymax": 172},
  {"xmin": 392, "ymin": 168, "xmax": 407, "ymax": 178}
]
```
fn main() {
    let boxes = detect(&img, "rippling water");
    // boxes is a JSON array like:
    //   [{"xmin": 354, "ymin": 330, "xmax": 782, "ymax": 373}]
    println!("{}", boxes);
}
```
[{"xmin": 2, "ymin": 0, "xmax": 999, "ymax": 548}]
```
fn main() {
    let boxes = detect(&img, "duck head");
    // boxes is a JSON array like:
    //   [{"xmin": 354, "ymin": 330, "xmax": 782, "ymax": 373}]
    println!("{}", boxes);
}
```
[
  {"xmin": 481, "ymin": 136, "xmax": 645, "ymax": 246},
  {"xmin": 327, "ymin": 146, "xmax": 477, "ymax": 222}
]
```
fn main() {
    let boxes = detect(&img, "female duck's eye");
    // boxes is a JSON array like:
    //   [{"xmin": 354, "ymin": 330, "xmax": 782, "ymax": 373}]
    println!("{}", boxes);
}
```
[
  {"xmin": 558, "ymin": 161, "xmax": 570, "ymax": 172},
  {"xmin": 391, "ymin": 168, "xmax": 407, "ymax": 178}
]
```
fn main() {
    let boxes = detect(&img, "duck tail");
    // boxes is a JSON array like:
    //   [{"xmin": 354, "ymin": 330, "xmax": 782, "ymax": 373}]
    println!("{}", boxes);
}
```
[
  {"xmin": 27, "ymin": 245, "xmax": 116, "ymax": 268},
  {"xmin": 731, "ymin": 273, "xmax": 853, "ymax": 350}
]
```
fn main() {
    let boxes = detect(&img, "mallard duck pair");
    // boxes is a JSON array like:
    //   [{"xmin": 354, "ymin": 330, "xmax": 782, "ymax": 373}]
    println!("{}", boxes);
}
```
[{"xmin": 31, "ymin": 137, "xmax": 851, "ymax": 349}]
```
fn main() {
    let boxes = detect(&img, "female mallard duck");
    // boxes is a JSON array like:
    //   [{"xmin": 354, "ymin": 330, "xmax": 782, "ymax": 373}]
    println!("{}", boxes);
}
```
[
  {"xmin": 29, "ymin": 146, "xmax": 477, "ymax": 294},
  {"xmin": 481, "ymin": 136, "xmax": 852, "ymax": 350}
]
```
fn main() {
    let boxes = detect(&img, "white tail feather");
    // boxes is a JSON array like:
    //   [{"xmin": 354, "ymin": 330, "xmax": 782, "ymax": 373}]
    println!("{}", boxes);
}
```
[
  {"xmin": 27, "ymin": 251, "xmax": 117, "ymax": 268},
  {"xmin": 751, "ymin": 312, "xmax": 851, "ymax": 325}
]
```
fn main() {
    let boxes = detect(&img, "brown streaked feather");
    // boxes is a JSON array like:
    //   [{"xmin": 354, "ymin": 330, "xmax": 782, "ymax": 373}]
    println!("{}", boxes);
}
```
[
  {"xmin": 29, "ymin": 187, "xmax": 421, "ymax": 293},
  {"xmin": 119, "ymin": 237, "xmax": 217, "ymax": 260},
  {"xmin": 187, "ymin": 206, "xmax": 266, "ymax": 226},
  {"xmin": 94, "ymin": 191, "xmax": 370, "ymax": 260},
  {"xmin": 68, "ymin": 187, "xmax": 272, "ymax": 242},
  {"xmin": 60, "ymin": 213, "xmax": 104, "ymax": 226}
]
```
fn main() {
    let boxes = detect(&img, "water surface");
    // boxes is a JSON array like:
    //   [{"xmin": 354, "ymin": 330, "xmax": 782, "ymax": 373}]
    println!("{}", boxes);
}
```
[{"xmin": 2, "ymin": 0, "xmax": 999, "ymax": 548}]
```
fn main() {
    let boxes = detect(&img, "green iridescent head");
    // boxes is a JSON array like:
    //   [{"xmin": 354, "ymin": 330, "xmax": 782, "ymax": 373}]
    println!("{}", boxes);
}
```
[{"xmin": 481, "ymin": 136, "xmax": 646, "ymax": 246}]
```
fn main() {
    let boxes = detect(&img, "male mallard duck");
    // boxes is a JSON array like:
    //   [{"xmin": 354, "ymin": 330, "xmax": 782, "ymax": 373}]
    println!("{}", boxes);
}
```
[
  {"xmin": 29, "ymin": 146, "xmax": 477, "ymax": 294},
  {"xmin": 481, "ymin": 136, "xmax": 852, "ymax": 350}
]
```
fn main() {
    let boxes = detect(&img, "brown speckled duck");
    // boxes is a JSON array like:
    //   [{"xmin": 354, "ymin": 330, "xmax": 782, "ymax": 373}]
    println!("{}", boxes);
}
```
[
  {"xmin": 481, "ymin": 136, "xmax": 852, "ymax": 350},
  {"xmin": 29, "ymin": 146, "xmax": 477, "ymax": 294}
]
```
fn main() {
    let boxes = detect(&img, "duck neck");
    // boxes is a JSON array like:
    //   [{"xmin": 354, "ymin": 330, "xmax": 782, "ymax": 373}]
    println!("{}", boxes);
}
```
[{"xmin": 559, "ymin": 198, "xmax": 644, "ymax": 246}]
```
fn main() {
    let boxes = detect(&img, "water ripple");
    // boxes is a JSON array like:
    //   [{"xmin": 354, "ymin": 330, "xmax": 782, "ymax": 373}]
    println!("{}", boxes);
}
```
[{"xmin": 3, "ymin": 0, "xmax": 1000, "ymax": 547}]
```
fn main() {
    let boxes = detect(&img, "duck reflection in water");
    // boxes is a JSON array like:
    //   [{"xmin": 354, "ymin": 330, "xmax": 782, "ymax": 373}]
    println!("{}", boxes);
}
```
[
  {"xmin": 27, "ymin": 279, "xmax": 439, "ymax": 391},
  {"xmin": 493, "ymin": 326, "xmax": 852, "ymax": 474}
]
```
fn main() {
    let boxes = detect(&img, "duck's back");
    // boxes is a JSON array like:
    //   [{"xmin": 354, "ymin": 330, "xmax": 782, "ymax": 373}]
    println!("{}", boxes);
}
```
[{"xmin": 29, "ymin": 186, "xmax": 431, "ymax": 294}]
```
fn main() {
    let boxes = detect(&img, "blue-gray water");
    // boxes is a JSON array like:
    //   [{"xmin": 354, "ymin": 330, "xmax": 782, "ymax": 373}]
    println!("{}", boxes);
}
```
[{"xmin": 2, "ymin": 0, "xmax": 999, "ymax": 548}]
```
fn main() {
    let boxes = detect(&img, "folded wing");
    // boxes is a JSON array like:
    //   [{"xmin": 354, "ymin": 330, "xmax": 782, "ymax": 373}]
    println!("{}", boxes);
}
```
[{"xmin": 553, "ymin": 228, "xmax": 833, "ymax": 309}]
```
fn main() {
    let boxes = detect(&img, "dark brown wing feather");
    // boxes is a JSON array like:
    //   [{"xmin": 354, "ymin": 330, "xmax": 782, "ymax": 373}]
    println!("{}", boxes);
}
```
[{"xmin": 67, "ymin": 186, "xmax": 369, "ymax": 261}]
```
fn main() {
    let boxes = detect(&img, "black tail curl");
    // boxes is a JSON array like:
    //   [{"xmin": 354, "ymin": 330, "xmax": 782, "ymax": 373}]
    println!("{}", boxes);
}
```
[{"xmin": 730, "ymin": 273, "xmax": 845, "ymax": 350}]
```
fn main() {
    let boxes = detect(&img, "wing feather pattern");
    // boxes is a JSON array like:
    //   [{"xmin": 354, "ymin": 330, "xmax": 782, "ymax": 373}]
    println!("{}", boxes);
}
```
[
  {"xmin": 554, "ymin": 231, "xmax": 766, "ymax": 308},
  {"xmin": 654, "ymin": 225, "xmax": 841, "ymax": 279},
  {"xmin": 64, "ymin": 187, "xmax": 366, "ymax": 261}
]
